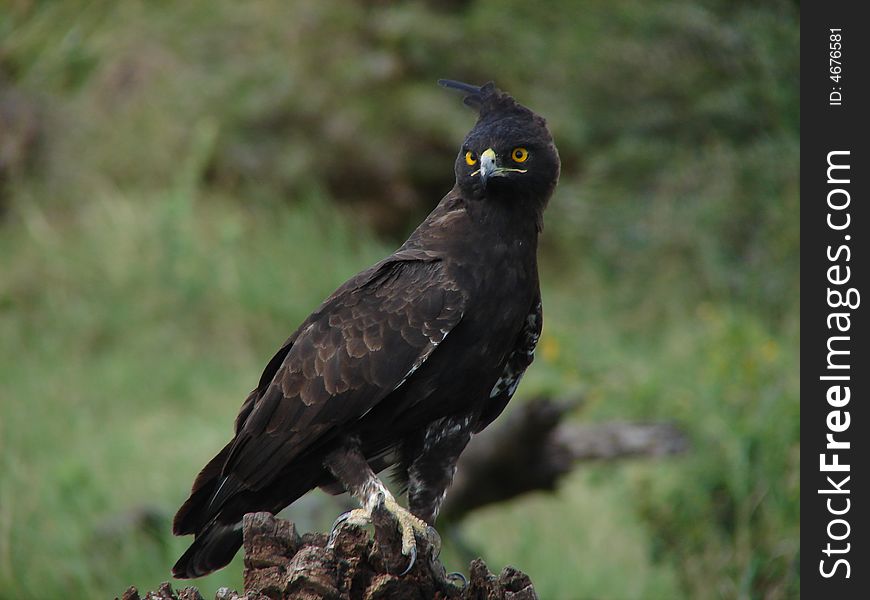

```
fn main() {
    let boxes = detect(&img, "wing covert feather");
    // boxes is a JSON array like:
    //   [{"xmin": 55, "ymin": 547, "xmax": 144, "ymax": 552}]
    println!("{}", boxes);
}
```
[
  {"xmin": 474, "ymin": 295, "xmax": 542, "ymax": 433},
  {"xmin": 217, "ymin": 257, "xmax": 465, "ymax": 494}
]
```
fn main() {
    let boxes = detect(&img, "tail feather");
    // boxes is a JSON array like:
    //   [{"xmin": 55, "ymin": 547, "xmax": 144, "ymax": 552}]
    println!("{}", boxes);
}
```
[
  {"xmin": 172, "ymin": 521, "xmax": 243, "ymax": 579},
  {"xmin": 172, "ymin": 455, "xmax": 326, "ymax": 578},
  {"xmin": 173, "ymin": 441, "xmax": 233, "ymax": 535}
]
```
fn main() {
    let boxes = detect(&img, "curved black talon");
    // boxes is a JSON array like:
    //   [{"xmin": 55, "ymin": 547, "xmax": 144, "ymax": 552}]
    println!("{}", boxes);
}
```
[
  {"xmin": 427, "ymin": 552, "xmax": 467, "ymax": 591},
  {"xmin": 425, "ymin": 525, "xmax": 442, "ymax": 558},
  {"xmin": 399, "ymin": 544, "xmax": 417, "ymax": 576},
  {"xmin": 328, "ymin": 511, "xmax": 353, "ymax": 545},
  {"xmin": 445, "ymin": 571, "xmax": 468, "ymax": 591}
]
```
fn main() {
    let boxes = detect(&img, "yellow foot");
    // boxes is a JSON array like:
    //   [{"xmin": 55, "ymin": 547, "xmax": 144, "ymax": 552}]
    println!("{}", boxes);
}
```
[{"xmin": 328, "ymin": 492, "xmax": 440, "ymax": 575}]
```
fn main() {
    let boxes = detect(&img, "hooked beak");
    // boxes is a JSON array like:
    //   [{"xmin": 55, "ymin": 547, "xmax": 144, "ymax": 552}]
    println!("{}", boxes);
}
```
[
  {"xmin": 476, "ymin": 148, "xmax": 527, "ymax": 187},
  {"xmin": 479, "ymin": 148, "xmax": 497, "ymax": 186}
]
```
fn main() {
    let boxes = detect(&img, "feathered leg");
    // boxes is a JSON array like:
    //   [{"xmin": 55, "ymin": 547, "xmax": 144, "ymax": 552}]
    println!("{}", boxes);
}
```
[
  {"xmin": 406, "ymin": 415, "xmax": 473, "ymax": 524},
  {"xmin": 324, "ymin": 439, "xmax": 436, "ymax": 573}
]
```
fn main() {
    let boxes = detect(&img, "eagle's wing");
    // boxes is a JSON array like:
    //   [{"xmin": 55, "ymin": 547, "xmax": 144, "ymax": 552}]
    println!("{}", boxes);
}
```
[
  {"xmin": 209, "ymin": 253, "xmax": 466, "ymax": 509},
  {"xmin": 474, "ymin": 295, "xmax": 542, "ymax": 433}
]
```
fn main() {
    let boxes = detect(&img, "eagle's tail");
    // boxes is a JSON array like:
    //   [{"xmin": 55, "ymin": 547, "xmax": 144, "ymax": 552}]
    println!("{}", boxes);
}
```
[
  {"xmin": 172, "ymin": 520, "xmax": 242, "ymax": 579},
  {"xmin": 172, "ymin": 441, "xmax": 244, "ymax": 578},
  {"xmin": 173, "ymin": 441, "xmax": 234, "ymax": 536},
  {"xmin": 172, "ymin": 460, "xmax": 326, "ymax": 578}
]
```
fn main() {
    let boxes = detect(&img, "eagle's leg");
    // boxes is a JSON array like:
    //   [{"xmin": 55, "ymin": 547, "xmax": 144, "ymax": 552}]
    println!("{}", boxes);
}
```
[
  {"xmin": 324, "ymin": 441, "xmax": 436, "ymax": 573},
  {"xmin": 406, "ymin": 415, "xmax": 473, "ymax": 525},
  {"xmin": 403, "ymin": 415, "xmax": 473, "ymax": 589}
]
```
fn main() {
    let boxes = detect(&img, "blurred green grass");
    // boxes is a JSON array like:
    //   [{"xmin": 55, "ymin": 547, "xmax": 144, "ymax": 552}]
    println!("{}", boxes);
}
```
[{"xmin": 1, "ymin": 0, "xmax": 798, "ymax": 598}]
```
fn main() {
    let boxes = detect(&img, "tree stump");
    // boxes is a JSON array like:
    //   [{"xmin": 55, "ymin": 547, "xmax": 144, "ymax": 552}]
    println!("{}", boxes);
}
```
[{"xmin": 120, "ymin": 512, "xmax": 537, "ymax": 600}]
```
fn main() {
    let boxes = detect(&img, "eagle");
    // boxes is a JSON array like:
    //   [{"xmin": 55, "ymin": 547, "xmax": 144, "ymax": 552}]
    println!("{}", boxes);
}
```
[{"xmin": 172, "ymin": 79, "xmax": 560, "ymax": 579}]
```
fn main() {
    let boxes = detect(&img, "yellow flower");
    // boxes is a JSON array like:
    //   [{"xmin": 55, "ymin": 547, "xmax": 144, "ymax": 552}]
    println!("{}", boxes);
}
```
[{"xmin": 541, "ymin": 335, "xmax": 561, "ymax": 362}]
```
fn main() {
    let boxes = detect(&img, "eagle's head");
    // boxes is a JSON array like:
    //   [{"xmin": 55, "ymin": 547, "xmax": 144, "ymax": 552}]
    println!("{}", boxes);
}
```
[{"xmin": 441, "ymin": 80, "xmax": 560, "ymax": 212}]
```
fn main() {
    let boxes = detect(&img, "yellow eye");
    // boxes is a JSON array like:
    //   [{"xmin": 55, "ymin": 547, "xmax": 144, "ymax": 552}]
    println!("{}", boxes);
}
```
[
  {"xmin": 511, "ymin": 147, "xmax": 529, "ymax": 163},
  {"xmin": 465, "ymin": 151, "xmax": 477, "ymax": 166}
]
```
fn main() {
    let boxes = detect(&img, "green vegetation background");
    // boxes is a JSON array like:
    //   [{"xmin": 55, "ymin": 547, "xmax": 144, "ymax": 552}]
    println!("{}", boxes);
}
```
[{"xmin": 0, "ymin": 1, "xmax": 798, "ymax": 598}]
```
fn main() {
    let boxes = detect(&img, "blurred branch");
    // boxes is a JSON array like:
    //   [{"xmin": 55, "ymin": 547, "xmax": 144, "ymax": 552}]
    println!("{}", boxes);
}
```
[
  {"xmin": 441, "ymin": 397, "xmax": 689, "ymax": 522},
  {"xmin": 121, "ymin": 512, "xmax": 536, "ymax": 600}
]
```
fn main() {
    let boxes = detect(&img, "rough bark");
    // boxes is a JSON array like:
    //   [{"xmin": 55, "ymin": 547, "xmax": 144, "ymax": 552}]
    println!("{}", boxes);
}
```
[{"xmin": 121, "ymin": 512, "xmax": 537, "ymax": 600}]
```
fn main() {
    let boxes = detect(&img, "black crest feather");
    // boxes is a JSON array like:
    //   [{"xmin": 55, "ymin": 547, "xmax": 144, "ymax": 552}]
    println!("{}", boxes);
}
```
[{"xmin": 438, "ymin": 78, "xmax": 535, "ymax": 123}]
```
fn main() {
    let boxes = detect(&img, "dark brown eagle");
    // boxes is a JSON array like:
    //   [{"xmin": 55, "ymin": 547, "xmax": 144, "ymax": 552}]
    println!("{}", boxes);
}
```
[{"xmin": 172, "ymin": 79, "xmax": 560, "ymax": 579}]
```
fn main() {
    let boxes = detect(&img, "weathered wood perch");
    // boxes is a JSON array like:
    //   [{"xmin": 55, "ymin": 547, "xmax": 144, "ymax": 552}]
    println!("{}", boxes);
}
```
[{"xmin": 120, "ymin": 512, "xmax": 537, "ymax": 600}]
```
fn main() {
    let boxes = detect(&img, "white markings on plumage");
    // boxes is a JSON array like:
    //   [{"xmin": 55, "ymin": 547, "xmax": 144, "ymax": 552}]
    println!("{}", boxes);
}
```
[
  {"xmin": 524, "ymin": 301, "xmax": 542, "ymax": 358},
  {"xmin": 488, "ymin": 300, "xmax": 542, "ymax": 400},
  {"xmin": 489, "ymin": 372, "xmax": 523, "ymax": 399},
  {"xmin": 389, "ymin": 320, "xmax": 459, "ymax": 395},
  {"xmin": 207, "ymin": 476, "xmax": 231, "ymax": 511},
  {"xmin": 360, "ymin": 472, "xmax": 394, "ymax": 513},
  {"xmin": 408, "ymin": 414, "xmax": 472, "ymax": 521},
  {"xmin": 422, "ymin": 414, "xmax": 472, "ymax": 451},
  {"xmin": 357, "ymin": 316, "xmax": 459, "ymax": 421}
]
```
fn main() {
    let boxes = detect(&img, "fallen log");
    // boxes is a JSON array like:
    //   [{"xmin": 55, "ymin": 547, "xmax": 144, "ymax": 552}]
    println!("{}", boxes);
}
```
[{"xmin": 441, "ymin": 397, "xmax": 688, "ymax": 521}]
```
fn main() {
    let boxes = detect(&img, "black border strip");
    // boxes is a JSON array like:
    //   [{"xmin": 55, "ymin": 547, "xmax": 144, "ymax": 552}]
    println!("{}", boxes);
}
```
[{"xmin": 801, "ymin": 2, "xmax": 869, "ymax": 595}]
